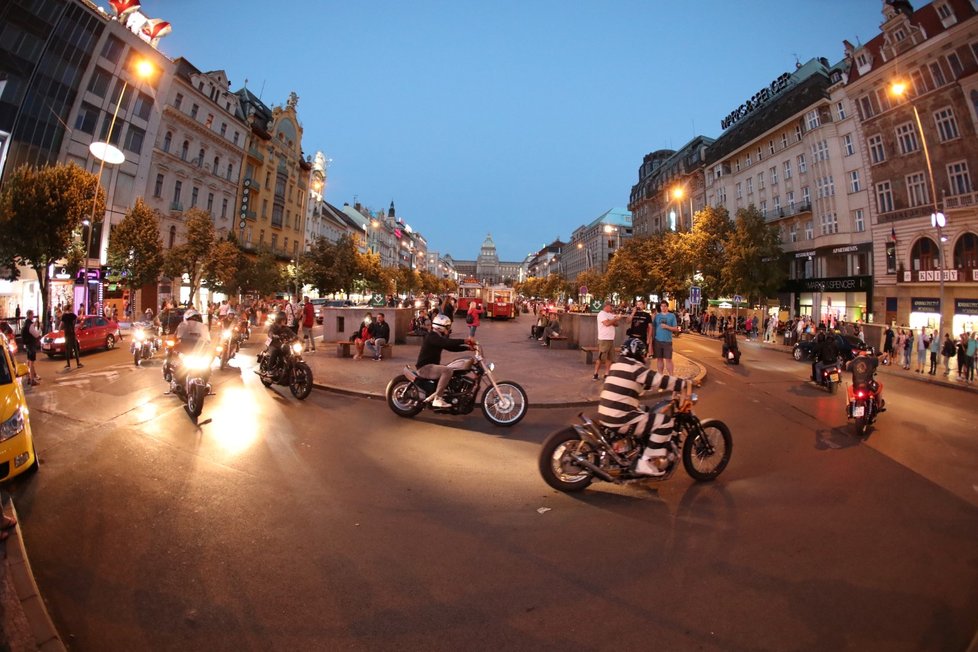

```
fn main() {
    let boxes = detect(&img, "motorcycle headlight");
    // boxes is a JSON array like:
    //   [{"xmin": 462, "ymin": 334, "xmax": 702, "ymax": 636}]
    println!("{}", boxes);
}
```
[
  {"xmin": 486, "ymin": 362, "xmax": 495, "ymax": 372},
  {"xmin": 134, "ymin": 331, "xmax": 145, "ymax": 341},
  {"xmin": 291, "ymin": 341, "xmax": 303, "ymax": 354},
  {"xmin": 0, "ymin": 407, "xmax": 25, "ymax": 442},
  {"xmin": 222, "ymin": 330, "xmax": 232, "ymax": 340},
  {"xmin": 181, "ymin": 354, "xmax": 210, "ymax": 371}
]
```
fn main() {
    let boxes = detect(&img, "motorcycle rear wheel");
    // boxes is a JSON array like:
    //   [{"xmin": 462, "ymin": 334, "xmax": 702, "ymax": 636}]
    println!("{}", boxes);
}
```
[
  {"xmin": 539, "ymin": 427, "xmax": 595, "ymax": 492},
  {"xmin": 386, "ymin": 375, "xmax": 424, "ymax": 417},
  {"xmin": 289, "ymin": 362, "xmax": 313, "ymax": 400},
  {"xmin": 682, "ymin": 419, "xmax": 732, "ymax": 481},
  {"xmin": 854, "ymin": 415, "xmax": 868, "ymax": 437},
  {"xmin": 480, "ymin": 381, "xmax": 528, "ymax": 427}
]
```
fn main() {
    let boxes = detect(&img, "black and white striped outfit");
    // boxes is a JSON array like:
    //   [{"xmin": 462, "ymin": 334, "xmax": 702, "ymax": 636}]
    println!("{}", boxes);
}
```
[{"xmin": 599, "ymin": 357, "xmax": 685, "ymax": 453}]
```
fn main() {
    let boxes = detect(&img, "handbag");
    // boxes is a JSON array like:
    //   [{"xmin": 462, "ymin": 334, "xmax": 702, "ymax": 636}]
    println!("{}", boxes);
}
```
[{"xmin": 466, "ymin": 313, "xmax": 475, "ymax": 325}]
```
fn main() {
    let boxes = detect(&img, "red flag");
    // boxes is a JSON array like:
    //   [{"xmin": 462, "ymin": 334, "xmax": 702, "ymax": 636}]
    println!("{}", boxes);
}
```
[
  {"xmin": 141, "ymin": 19, "xmax": 172, "ymax": 42},
  {"xmin": 109, "ymin": 0, "xmax": 140, "ymax": 19},
  {"xmin": 890, "ymin": 226, "xmax": 897, "ymax": 242}
]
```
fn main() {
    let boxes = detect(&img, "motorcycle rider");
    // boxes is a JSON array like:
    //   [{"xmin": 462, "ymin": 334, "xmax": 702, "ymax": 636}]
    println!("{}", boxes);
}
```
[
  {"xmin": 416, "ymin": 313, "xmax": 474, "ymax": 409},
  {"xmin": 170, "ymin": 308, "xmax": 211, "ymax": 388},
  {"xmin": 811, "ymin": 330, "xmax": 839, "ymax": 384},
  {"xmin": 850, "ymin": 348, "xmax": 886, "ymax": 411},
  {"xmin": 721, "ymin": 324, "xmax": 740, "ymax": 363},
  {"xmin": 265, "ymin": 311, "xmax": 293, "ymax": 377},
  {"xmin": 599, "ymin": 337, "xmax": 691, "ymax": 477}
]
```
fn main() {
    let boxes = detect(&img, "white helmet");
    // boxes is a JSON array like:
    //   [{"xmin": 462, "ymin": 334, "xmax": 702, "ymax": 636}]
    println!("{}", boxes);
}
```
[
  {"xmin": 184, "ymin": 308, "xmax": 201, "ymax": 322},
  {"xmin": 432, "ymin": 314, "xmax": 452, "ymax": 333}
]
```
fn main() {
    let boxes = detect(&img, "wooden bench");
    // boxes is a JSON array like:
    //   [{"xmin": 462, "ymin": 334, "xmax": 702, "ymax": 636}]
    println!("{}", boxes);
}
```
[
  {"xmin": 330, "ymin": 340, "xmax": 394, "ymax": 359},
  {"xmin": 580, "ymin": 346, "xmax": 598, "ymax": 365},
  {"xmin": 543, "ymin": 334, "xmax": 571, "ymax": 349}
]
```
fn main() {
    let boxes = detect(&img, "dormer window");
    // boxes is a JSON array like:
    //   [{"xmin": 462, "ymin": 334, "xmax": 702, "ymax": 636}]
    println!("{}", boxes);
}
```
[
  {"xmin": 937, "ymin": 2, "xmax": 957, "ymax": 27},
  {"xmin": 893, "ymin": 28, "xmax": 906, "ymax": 42},
  {"xmin": 856, "ymin": 53, "xmax": 868, "ymax": 67}
]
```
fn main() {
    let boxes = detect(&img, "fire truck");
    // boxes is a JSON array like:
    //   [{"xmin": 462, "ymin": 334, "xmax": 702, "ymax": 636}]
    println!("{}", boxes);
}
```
[{"xmin": 485, "ymin": 285, "xmax": 516, "ymax": 319}]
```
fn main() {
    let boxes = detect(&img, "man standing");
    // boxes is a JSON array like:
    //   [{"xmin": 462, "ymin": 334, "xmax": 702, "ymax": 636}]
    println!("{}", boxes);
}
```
[
  {"xmin": 626, "ymin": 299, "xmax": 653, "ymax": 360},
  {"xmin": 20, "ymin": 310, "xmax": 41, "ymax": 385},
  {"xmin": 300, "ymin": 296, "xmax": 317, "ymax": 352},
  {"xmin": 60, "ymin": 305, "xmax": 82, "ymax": 369},
  {"xmin": 285, "ymin": 297, "xmax": 301, "ymax": 335},
  {"xmin": 652, "ymin": 299, "xmax": 681, "ymax": 375},
  {"xmin": 593, "ymin": 300, "xmax": 620, "ymax": 381},
  {"xmin": 365, "ymin": 312, "xmax": 391, "ymax": 361}
]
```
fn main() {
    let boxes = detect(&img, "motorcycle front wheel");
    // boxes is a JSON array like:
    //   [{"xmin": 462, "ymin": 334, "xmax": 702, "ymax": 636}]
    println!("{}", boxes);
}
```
[
  {"xmin": 682, "ymin": 418, "xmax": 733, "ymax": 481},
  {"xmin": 386, "ymin": 375, "xmax": 424, "ymax": 417},
  {"xmin": 133, "ymin": 349, "xmax": 141, "ymax": 366},
  {"xmin": 289, "ymin": 362, "xmax": 313, "ymax": 400},
  {"xmin": 480, "ymin": 381, "xmax": 528, "ymax": 427},
  {"xmin": 538, "ymin": 427, "xmax": 595, "ymax": 492},
  {"xmin": 186, "ymin": 382, "xmax": 206, "ymax": 418},
  {"xmin": 258, "ymin": 354, "xmax": 273, "ymax": 387}
]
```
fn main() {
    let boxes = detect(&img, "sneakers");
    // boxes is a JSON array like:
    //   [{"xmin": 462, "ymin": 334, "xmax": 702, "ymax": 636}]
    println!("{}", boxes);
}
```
[
  {"xmin": 431, "ymin": 397, "xmax": 451, "ymax": 409},
  {"xmin": 635, "ymin": 455, "xmax": 668, "ymax": 477},
  {"xmin": 592, "ymin": 373, "xmax": 599, "ymax": 380},
  {"xmin": 373, "ymin": 355, "xmax": 382, "ymax": 361}
]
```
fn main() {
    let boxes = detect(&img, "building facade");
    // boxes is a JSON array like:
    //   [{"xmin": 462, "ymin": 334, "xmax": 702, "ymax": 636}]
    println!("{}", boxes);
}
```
[
  {"xmin": 450, "ymin": 234, "xmax": 524, "ymax": 285},
  {"xmin": 629, "ymin": 137, "xmax": 713, "ymax": 237},
  {"xmin": 562, "ymin": 208, "xmax": 633, "ymax": 278},
  {"xmin": 844, "ymin": 0, "xmax": 978, "ymax": 333}
]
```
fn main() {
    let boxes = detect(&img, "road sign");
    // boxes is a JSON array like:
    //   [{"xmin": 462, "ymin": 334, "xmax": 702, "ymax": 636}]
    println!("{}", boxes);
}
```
[
  {"xmin": 579, "ymin": 285, "xmax": 588, "ymax": 296},
  {"xmin": 733, "ymin": 294, "xmax": 743, "ymax": 305},
  {"xmin": 370, "ymin": 293, "xmax": 386, "ymax": 308},
  {"xmin": 690, "ymin": 286, "xmax": 701, "ymax": 303},
  {"xmin": 589, "ymin": 299, "xmax": 603, "ymax": 312}
]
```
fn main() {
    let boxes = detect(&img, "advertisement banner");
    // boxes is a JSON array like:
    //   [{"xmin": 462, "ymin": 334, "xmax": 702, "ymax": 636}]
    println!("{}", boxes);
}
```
[
  {"xmin": 911, "ymin": 297, "xmax": 940, "ymax": 313},
  {"xmin": 954, "ymin": 298, "xmax": 978, "ymax": 316}
]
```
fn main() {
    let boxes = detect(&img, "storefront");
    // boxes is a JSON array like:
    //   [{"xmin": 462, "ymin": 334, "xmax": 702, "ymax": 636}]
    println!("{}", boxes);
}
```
[
  {"xmin": 909, "ymin": 297, "xmax": 940, "ymax": 331},
  {"xmin": 953, "ymin": 298, "xmax": 978, "ymax": 335},
  {"xmin": 782, "ymin": 274, "xmax": 873, "ymax": 324}
]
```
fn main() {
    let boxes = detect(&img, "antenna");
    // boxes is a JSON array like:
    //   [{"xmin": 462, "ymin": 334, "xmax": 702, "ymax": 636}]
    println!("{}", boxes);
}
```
[{"xmin": 258, "ymin": 79, "xmax": 266, "ymax": 99}]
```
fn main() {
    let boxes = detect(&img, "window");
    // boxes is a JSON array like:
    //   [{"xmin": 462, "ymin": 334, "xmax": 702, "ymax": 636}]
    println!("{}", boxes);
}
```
[
  {"xmin": 101, "ymin": 35, "xmax": 124, "ymax": 63},
  {"xmin": 954, "ymin": 232, "xmax": 978, "ymax": 268},
  {"xmin": 896, "ymin": 122, "xmax": 919, "ymax": 154},
  {"xmin": 220, "ymin": 122, "xmax": 227, "ymax": 136},
  {"xmin": 849, "ymin": 170, "xmax": 861, "ymax": 193},
  {"xmin": 806, "ymin": 109, "xmax": 820, "ymax": 129},
  {"xmin": 174, "ymin": 93, "xmax": 183, "ymax": 110},
  {"xmin": 233, "ymin": 132, "xmax": 240, "ymax": 145},
  {"xmin": 262, "ymin": 199, "xmax": 268, "ymax": 218},
  {"xmin": 912, "ymin": 237, "xmax": 940, "ymax": 271},
  {"xmin": 222, "ymin": 198, "xmax": 228, "ymax": 219},
  {"xmin": 859, "ymin": 95, "xmax": 875, "ymax": 120},
  {"xmin": 191, "ymin": 103, "xmax": 199, "ymax": 119},
  {"xmin": 948, "ymin": 161, "xmax": 971, "ymax": 195},
  {"xmin": 154, "ymin": 173, "xmax": 164, "ymax": 198},
  {"xmin": 875, "ymin": 88, "xmax": 892, "ymax": 112},
  {"xmin": 820, "ymin": 212, "xmax": 838, "ymax": 235},
  {"xmin": 773, "ymin": 195, "xmax": 781, "ymax": 212},
  {"xmin": 930, "ymin": 62, "xmax": 947, "ymax": 87},
  {"xmin": 843, "ymin": 134, "xmax": 855, "ymax": 156},
  {"xmin": 802, "ymin": 186, "xmax": 811, "ymax": 206},
  {"xmin": 760, "ymin": 200, "xmax": 767, "ymax": 215},
  {"xmin": 87, "ymin": 67, "xmax": 111, "ymax": 97},
  {"xmin": 795, "ymin": 124, "xmax": 803, "ymax": 141},
  {"xmin": 123, "ymin": 125, "xmax": 144, "ymax": 154},
  {"xmin": 98, "ymin": 114, "xmax": 122, "ymax": 145},
  {"xmin": 876, "ymin": 180, "xmax": 894, "ymax": 213},
  {"xmin": 938, "ymin": 2, "xmax": 955, "ymax": 20},
  {"xmin": 746, "ymin": 178, "xmax": 753, "ymax": 194},
  {"xmin": 162, "ymin": 131, "xmax": 171, "ymax": 153},
  {"xmin": 173, "ymin": 180, "xmax": 182, "ymax": 205},
  {"xmin": 758, "ymin": 172, "xmax": 765, "ymax": 190},
  {"xmin": 770, "ymin": 166, "xmax": 778, "ymax": 185},
  {"xmin": 836, "ymin": 101, "xmax": 847, "ymax": 120},
  {"xmin": 906, "ymin": 172, "xmax": 929, "ymax": 207},
  {"xmin": 911, "ymin": 69, "xmax": 929, "ymax": 97},
  {"xmin": 271, "ymin": 234, "xmax": 279, "ymax": 252},
  {"xmin": 735, "ymin": 182, "xmax": 743, "ymax": 199},
  {"xmin": 226, "ymin": 163, "xmax": 233, "ymax": 180},
  {"xmin": 73, "ymin": 103, "xmax": 99, "ymax": 135},
  {"xmin": 169, "ymin": 226, "xmax": 176, "ymax": 249},
  {"xmin": 272, "ymin": 205, "xmax": 284, "ymax": 227},
  {"xmin": 746, "ymin": 152, "xmax": 752, "ymax": 167},
  {"xmin": 781, "ymin": 133, "xmax": 788, "ymax": 149},
  {"xmin": 934, "ymin": 107, "xmax": 959, "ymax": 141},
  {"xmin": 797, "ymin": 154, "xmax": 807, "ymax": 173},
  {"xmin": 128, "ymin": 91, "xmax": 151, "ymax": 121},
  {"xmin": 196, "ymin": 148, "xmax": 205, "ymax": 166},
  {"xmin": 947, "ymin": 52, "xmax": 963, "ymax": 78},
  {"xmin": 787, "ymin": 191, "xmax": 796, "ymax": 210},
  {"xmin": 207, "ymin": 192, "xmax": 214, "ymax": 212},
  {"xmin": 191, "ymin": 187, "xmax": 199, "ymax": 208},
  {"xmin": 790, "ymin": 223, "xmax": 798, "ymax": 243},
  {"xmin": 769, "ymin": 140, "xmax": 775, "ymax": 155},
  {"xmin": 812, "ymin": 140, "xmax": 829, "ymax": 161},
  {"xmin": 868, "ymin": 134, "xmax": 885, "ymax": 164},
  {"xmin": 213, "ymin": 156, "xmax": 220, "ymax": 172},
  {"xmin": 853, "ymin": 209, "xmax": 865, "ymax": 233},
  {"xmin": 805, "ymin": 220, "xmax": 814, "ymax": 240},
  {"xmin": 784, "ymin": 160, "xmax": 792, "ymax": 180}
]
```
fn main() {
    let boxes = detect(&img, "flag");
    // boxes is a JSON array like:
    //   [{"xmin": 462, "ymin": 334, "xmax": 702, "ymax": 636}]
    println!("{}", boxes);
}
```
[
  {"xmin": 108, "ymin": 0, "xmax": 140, "ymax": 20},
  {"xmin": 141, "ymin": 19, "xmax": 172, "ymax": 43},
  {"xmin": 890, "ymin": 226, "xmax": 897, "ymax": 243}
]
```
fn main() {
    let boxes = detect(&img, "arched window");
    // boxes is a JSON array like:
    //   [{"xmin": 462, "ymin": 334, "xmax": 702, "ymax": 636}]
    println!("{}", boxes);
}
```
[
  {"xmin": 226, "ymin": 163, "xmax": 233, "ymax": 180},
  {"xmin": 197, "ymin": 148, "xmax": 205, "ymax": 166},
  {"xmin": 213, "ymin": 155, "xmax": 220, "ymax": 173},
  {"xmin": 953, "ymin": 232, "xmax": 978, "ymax": 269},
  {"xmin": 910, "ymin": 236, "xmax": 940, "ymax": 271},
  {"xmin": 162, "ymin": 131, "xmax": 171, "ymax": 153},
  {"xmin": 168, "ymin": 225, "xmax": 176, "ymax": 249},
  {"xmin": 180, "ymin": 141, "xmax": 189, "ymax": 161}
]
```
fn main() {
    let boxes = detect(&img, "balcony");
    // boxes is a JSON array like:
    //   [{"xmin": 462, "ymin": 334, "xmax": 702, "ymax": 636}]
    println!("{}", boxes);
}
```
[
  {"xmin": 941, "ymin": 191, "xmax": 978, "ymax": 211},
  {"xmin": 170, "ymin": 202, "xmax": 184, "ymax": 212},
  {"xmin": 247, "ymin": 145, "xmax": 264, "ymax": 163}
]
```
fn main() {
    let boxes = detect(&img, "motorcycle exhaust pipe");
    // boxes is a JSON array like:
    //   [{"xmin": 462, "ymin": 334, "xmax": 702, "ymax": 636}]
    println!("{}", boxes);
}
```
[{"xmin": 569, "ymin": 453, "xmax": 617, "ymax": 483}]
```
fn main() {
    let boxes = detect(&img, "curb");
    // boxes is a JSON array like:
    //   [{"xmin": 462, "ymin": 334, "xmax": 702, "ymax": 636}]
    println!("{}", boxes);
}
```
[{"xmin": 3, "ymin": 501, "xmax": 66, "ymax": 652}]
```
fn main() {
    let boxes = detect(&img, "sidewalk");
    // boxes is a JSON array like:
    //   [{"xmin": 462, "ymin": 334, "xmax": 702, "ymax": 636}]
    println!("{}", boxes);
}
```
[{"xmin": 300, "ymin": 319, "xmax": 706, "ymax": 407}]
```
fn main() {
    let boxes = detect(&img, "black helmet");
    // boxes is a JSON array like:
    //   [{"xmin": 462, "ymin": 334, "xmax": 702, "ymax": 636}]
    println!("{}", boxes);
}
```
[
  {"xmin": 275, "ymin": 311, "xmax": 287, "ymax": 324},
  {"xmin": 620, "ymin": 336, "xmax": 647, "ymax": 361}
]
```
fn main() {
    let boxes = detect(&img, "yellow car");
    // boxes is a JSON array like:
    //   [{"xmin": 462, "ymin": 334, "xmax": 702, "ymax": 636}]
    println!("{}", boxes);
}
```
[{"xmin": 0, "ymin": 339, "xmax": 37, "ymax": 481}]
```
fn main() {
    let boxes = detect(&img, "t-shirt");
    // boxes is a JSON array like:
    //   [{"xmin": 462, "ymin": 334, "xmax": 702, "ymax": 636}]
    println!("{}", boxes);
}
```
[
  {"xmin": 654, "ymin": 311, "xmax": 677, "ymax": 343},
  {"xmin": 599, "ymin": 358, "xmax": 684, "ymax": 430},
  {"xmin": 596, "ymin": 310, "xmax": 617, "ymax": 341},
  {"xmin": 60, "ymin": 312, "xmax": 77, "ymax": 336},
  {"xmin": 302, "ymin": 302, "xmax": 315, "ymax": 328},
  {"xmin": 627, "ymin": 310, "xmax": 652, "ymax": 343},
  {"xmin": 967, "ymin": 337, "xmax": 977, "ymax": 357}
]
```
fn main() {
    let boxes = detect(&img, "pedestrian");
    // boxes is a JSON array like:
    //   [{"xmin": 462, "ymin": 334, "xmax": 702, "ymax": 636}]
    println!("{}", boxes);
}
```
[
  {"xmin": 916, "ymin": 329, "xmax": 929, "ymax": 373},
  {"xmin": 60, "ymin": 305, "xmax": 83, "ymax": 369},
  {"xmin": 301, "ymin": 296, "xmax": 317, "ymax": 352},
  {"xmin": 593, "ymin": 300, "xmax": 620, "ymax": 381},
  {"xmin": 626, "ymin": 299, "xmax": 653, "ymax": 355},
  {"xmin": 941, "ymin": 333, "xmax": 955, "ymax": 376},
  {"xmin": 956, "ymin": 332, "xmax": 969, "ymax": 379},
  {"xmin": 352, "ymin": 312, "xmax": 372, "ymax": 360},
  {"xmin": 882, "ymin": 325, "xmax": 894, "ymax": 365},
  {"xmin": 365, "ymin": 312, "xmax": 390, "ymax": 361},
  {"xmin": 541, "ymin": 311, "xmax": 562, "ymax": 347},
  {"xmin": 903, "ymin": 329, "xmax": 913, "ymax": 370},
  {"xmin": 653, "ymin": 299, "xmax": 682, "ymax": 375},
  {"xmin": 285, "ymin": 297, "xmax": 300, "ymax": 335},
  {"xmin": 928, "ymin": 329, "xmax": 940, "ymax": 375},
  {"xmin": 466, "ymin": 300, "xmax": 482, "ymax": 338},
  {"xmin": 20, "ymin": 310, "xmax": 41, "ymax": 385},
  {"xmin": 966, "ymin": 332, "xmax": 977, "ymax": 382}
]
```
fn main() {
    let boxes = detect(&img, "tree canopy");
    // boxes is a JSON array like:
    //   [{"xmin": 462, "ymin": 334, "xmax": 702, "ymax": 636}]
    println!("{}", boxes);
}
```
[{"xmin": 107, "ymin": 198, "xmax": 164, "ymax": 314}]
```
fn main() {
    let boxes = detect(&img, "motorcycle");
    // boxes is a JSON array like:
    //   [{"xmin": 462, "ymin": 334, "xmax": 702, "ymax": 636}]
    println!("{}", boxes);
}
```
[
  {"xmin": 386, "ymin": 344, "xmax": 528, "ymax": 426},
  {"xmin": 721, "ymin": 343, "xmax": 741, "ymax": 365},
  {"xmin": 217, "ymin": 322, "xmax": 239, "ymax": 370},
  {"xmin": 237, "ymin": 318, "xmax": 251, "ymax": 346},
  {"xmin": 131, "ymin": 321, "xmax": 160, "ymax": 366},
  {"xmin": 814, "ymin": 359, "xmax": 842, "ymax": 394},
  {"xmin": 165, "ymin": 346, "xmax": 213, "ymax": 418},
  {"xmin": 256, "ymin": 335, "xmax": 313, "ymax": 400},
  {"xmin": 538, "ymin": 393, "xmax": 732, "ymax": 492},
  {"xmin": 845, "ymin": 354, "xmax": 883, "ymax": 437}
]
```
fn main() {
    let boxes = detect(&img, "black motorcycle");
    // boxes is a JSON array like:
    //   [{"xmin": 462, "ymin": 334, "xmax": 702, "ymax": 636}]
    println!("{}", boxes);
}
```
[
  {"xmin": 217, "ymin": 321, "xmax": 239, "ymax": 370},
  {"xmin": 846, "ymin": 353, "xmax": 883, "ymax": 437},
  {"xmin": 256, "ymin": 335, "xmax": 313, "ymax": 400},
  {"xmin": 814, "ymin": 359, "xmax": 842, "ymax": 394},
  {"xmin": 165, "ymin": 346, "xmax": 213, "ymax": 418},
  {"xmin": 539, "ymin": 393, "xmax": 732, "ymax": 492},
  {"xmin": 386, "ymin": 344, "xmax": 528, "ymax": 426},
  {"xmin": 131, "ymin": 321, "xmax": 160, "ymax": 366}
]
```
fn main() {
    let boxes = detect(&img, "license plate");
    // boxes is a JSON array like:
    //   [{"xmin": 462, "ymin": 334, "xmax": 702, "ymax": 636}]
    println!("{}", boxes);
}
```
[
  {"xmin": 852, "ymin": 405, "xmax": 865, "ymax": 417},
  {"xmin": 42, "ymin": 343, "xmax": 51, "ymax": 350},
  {"xmin": 829, "ymin": 372, "xmax": 839, "ymax": 382},
  {"xmin": 264, "ymin": 338, "xmax": 272, "ymax": 347}
]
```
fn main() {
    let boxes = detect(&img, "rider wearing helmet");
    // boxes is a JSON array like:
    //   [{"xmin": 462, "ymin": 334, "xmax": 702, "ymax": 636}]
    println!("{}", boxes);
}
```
[
  {"xmin": 598, "ymin": 336, "xmax": 690, "ymax": 477},
  {"xmin": 170, "ymin": 308, "xmax": 212, "ymax": 388},
  {"xmin": 415, "ymin": 313, "xmax": 474, "ymax": 408},
  {"xmin": 266, "ymin": 311, "xmax": 292, "ymax": 374}
]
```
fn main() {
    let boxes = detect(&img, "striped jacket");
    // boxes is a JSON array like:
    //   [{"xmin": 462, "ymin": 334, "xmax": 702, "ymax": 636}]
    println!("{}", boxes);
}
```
[{"xmin": 598, "ymin": 358, "xmax": 685, "ymax": 430}]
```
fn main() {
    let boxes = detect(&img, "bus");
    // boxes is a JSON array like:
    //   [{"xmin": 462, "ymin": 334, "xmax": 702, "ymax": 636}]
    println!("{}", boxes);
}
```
[
  {"xmin": 486, "ymin": 285, "xmax": 516, "ymax": 319},
  {"xmin": 456, "ymin": 279, "xmax": 484, "ymax": 312}
]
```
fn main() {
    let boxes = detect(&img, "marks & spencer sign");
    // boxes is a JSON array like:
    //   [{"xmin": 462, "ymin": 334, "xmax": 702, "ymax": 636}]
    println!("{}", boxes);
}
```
[{"xmin": 721, "ymin": 72, "xmax": 792, "ymax": 130}]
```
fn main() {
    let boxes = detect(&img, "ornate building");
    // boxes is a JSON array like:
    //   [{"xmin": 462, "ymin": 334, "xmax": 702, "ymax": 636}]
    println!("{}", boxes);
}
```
[
  {"xmin": 629, "ymin": 137, "xmax": 713, "ymax": 237},
  {"xmin": 450, "ymin": 234, "xmax": 524, "ymax": 284}
]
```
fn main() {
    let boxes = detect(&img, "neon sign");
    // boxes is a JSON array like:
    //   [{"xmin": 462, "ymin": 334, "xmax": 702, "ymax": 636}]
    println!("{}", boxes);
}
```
[{"xmin": 721, "ymin": 72, "xmax": 792, "ymax": 130}]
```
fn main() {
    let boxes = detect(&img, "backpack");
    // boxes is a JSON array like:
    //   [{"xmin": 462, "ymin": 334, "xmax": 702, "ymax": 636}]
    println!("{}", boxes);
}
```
[
  {"xmin": 466, "ymin": 312, "xmax": 475, "ymax": 325},
  {"xmin": 20, "ymin": 320, "xmax": 35, "ymax": 348}
]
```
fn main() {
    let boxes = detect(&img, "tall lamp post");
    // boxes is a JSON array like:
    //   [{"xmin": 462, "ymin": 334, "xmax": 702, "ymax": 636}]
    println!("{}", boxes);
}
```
[
  {"xmin": 890, "ymin": 80, "xmax": 947, "ymax": 334},
  {"xmin": 83, "ymin": 57, "xmax": 155, "ymax": 315}
]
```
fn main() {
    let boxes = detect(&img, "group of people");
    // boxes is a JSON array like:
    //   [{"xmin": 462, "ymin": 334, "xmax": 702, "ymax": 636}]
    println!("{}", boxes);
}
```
[
  {"xmin": 592, "ymin": 299, "xmax": 681, "ymax": 381},
  {"xmin": 882, "ymin": 326, "xmax": 978, "ymax": 380}
]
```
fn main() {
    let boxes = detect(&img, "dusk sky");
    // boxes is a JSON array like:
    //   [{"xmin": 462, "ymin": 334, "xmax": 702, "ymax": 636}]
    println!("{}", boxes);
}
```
[{"xmin": 144, "ymin": 1, "xmax": 887, "ymax": 261}]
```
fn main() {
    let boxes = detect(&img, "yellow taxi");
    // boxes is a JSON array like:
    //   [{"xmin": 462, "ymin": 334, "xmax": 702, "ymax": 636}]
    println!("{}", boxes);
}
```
[{"xmin": 0, "ymin": 337, "xmax": 37, "ymax": 481}]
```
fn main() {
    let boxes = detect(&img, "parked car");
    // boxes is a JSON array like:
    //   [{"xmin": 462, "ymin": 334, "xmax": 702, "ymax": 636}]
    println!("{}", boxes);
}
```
[
  {"xmin": 40, "ymin": 315, "xmax": 121, "ymax": 358},
  {"xmin": 792, "ymin": 332, "xmax": 868, "ymax": 364},
  {"xmin": 0, "ymin": 334, "xmax": 37, "ymax": 480}
]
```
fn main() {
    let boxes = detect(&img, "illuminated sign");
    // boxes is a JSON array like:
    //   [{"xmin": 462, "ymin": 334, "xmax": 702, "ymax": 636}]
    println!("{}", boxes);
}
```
[{"xmin": 721, "ymin": 72, "xmax": 792, "ymax": 130}]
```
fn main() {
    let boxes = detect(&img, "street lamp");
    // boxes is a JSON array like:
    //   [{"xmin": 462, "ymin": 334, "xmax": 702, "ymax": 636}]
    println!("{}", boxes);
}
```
[
  {"xmin": 83, "ymin": 57, "xmax": 155, "ymax": 315},
  {"xmin": 890, "ymin": 80, "xmax": 946, "ymax": 333},
  {"xmin": 603, "ymin": 224, "xmax": 620, "ymax": 271},
  {"xmin": 671, "ymin": 186, "xmax": 693, "ymax": 230}
]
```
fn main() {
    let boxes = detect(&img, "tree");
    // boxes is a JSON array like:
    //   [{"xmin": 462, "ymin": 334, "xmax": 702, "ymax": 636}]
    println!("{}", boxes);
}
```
[
  {"xmin": 306, "ymin": 234, "xmax": 360, "ymax": 295},
  {"xmin": 0, "ymin": 163, "xmax": 105, "ymax": 330},
  {"xmin": 236, "ymin": 248, "xmax": 283, "ymax": 298},
  {"xmin": 107, "ymin": 198, "xmax": 164, "ymax": 315},
  {"xmin": 162, "ymin": 208, "xmax": 215, "ymax": 307},
  {"xmin": 574, "ymin": 269, "xmax": 608, "ymax": 303},
  {"xmin": 203, "ymin": 238, "xmax": 242, "ymax": 296},
  {"xmin": 605, "ymin": 235, "xmax": 673, "ymax": 301},
  {"xmin": 722, "ymin": 205, "xmax": 785, "ymax": 304},
  {"xmin": 685, "ymin": 205, "xmax": 733, "ymax": 301}
]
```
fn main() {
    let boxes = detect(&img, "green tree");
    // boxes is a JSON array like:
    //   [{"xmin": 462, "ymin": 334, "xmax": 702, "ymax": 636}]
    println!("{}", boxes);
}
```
[
  {"xmin": 722, "ymin": 205, "xmax": 785, "ymax": 304},
  {"xmin": 236, "ymin": 248, "xmax": 283, "ymax": 298},
  {"xmin": 685, "ymin": 205, "xmax": 733, "ymax": 301},
  {"xmin": 107, "ymin": 198, "xmax": 164, "ymax": 315},
  {"xmin": 162, "ymin": 208, "xmax": 215, "ymax": 307},
  {"xmin": 605, "ymin": 235, "xmax": 673, "ymax": 300},
  {"xmin": 0, "ymin": 163, "xmax": 105, "ymax": 329},
  {"xmin": 307, "ymin": 234, "xmax": 361, "ymax": 295},
  {"xmin": 203, "ymin": 238, "xmax": 242, "ymax": 296}
]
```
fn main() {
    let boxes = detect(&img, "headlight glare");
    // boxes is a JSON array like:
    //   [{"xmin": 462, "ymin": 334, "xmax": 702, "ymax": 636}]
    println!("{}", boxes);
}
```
[{"xmin": 291, "ymin": 342, "xmax": 303, "ymax": 354}]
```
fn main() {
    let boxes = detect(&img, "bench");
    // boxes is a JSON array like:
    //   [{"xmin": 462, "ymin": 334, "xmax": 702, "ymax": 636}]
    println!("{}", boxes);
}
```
[
  {"xmin": 580, "ymin": 346, "xmax": 598, "ymax": 365},
  {"xmin": 330, "ymin": 340, "xmax": 393, "ymax": 359},
  {"xmin": 543, "ymin": 334, "xmax": 571, "ymax": 349}
]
